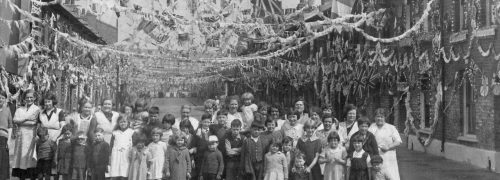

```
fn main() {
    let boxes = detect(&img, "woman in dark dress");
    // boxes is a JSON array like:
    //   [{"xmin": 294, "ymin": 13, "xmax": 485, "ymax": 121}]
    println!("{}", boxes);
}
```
[
  {"xmin": 296, "ymin": 121, "xmax": 322, "ymax": 180},
  {"xmin": 347, "ymin": 117, "xmax": 379, "ymax": 157}
]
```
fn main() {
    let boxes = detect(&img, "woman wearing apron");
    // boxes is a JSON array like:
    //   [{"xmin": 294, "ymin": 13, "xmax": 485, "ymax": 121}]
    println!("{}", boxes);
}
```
[
  {"xmin": 12, "ymin": 90, "xmax": 41, "ymax": 180},
  {"xmin": 92, "ymin": 98, "xmax": 119, "ymax": 144},
  {"xmin": 39, "ymin": 93, "xmax": 66, "ymax": 142},
  {"xmin": 66, "ymin": 97, "xmax": 95, "ymax": 141}
]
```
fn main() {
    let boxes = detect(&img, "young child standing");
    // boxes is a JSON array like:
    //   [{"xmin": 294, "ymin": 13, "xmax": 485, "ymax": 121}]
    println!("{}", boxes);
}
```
[
  {"xmin": 263, "ymin": 142, "xmax": 288, "ymax": 180},
  {"xmin": 241, "ymin": 121, "xmax": 266, "ymax": 180},
  {"xmin": 91, "ymin": 128, "xmax": 111, "ymax": 180},
  {"xmin": 370, "ymin": 155, "xmax": 392, "ymax": 180},
  {"xmin": 56, "ymin": 125, "xmax": 73, "ymax": 180},
  {"xmin": 165, "ymin": 133, "xmax": 191, "ymax": 180},
  {"xmin": 128, "ymin": 135, "xmax": 152, "ymax": 180},
  {"xmin": 110, "ymin": 116, "xmax": 135, "ymax": 180},
  {"xmin": 199, "ymin": 135, "xmax": 224, "ymax": 180},
  {"xmin": 72, "ymin": 131, "xmax": 89, "ymax": 180},
  {"xmin": 225, "ymin": 119, "xmax": 245, "ymax": 180},
  {"xmin": 261, "ymin": 119, "xmax": 283, "ymax": 150},
  {"xmin": 319, "ymin": 131, "xmax": 346, "ymax": 180},
  {"xmin": 148, "ymin": 128, "xmax": 168, "ymax": 180},
  {"xmin": 36, "ymin": 127, "xmax": 56, "ymax": 180},
  {"xmin": 240, "ymin": 92, "xmax": 258, "ymax": 128},
  {"xmin": 210, "ymin": 110, "xmax": 229, "ymax": 153},
  {"xmin": 290, "ymin": 151, "xmax": 309, "ymax": 180},
  {"xmin": 161, "ymin": 114, "xmax": 178, "ymax": 144},
  {"xmin": 281, "ymin": 137, "xmax": 294, "ymax": 175},
  {"xmin": 346, "ymin": 135, "xmax": 372, "ymax": 180},
  {"xmin": 296, "ymin": 121, "xmax": 322, "ymax": 180}
]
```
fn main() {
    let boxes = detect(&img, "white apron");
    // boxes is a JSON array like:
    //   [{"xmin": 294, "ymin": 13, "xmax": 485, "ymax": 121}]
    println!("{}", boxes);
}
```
[
  {"xmin": 369, "ymin": 123, "xmax": 402, "ymax": 180},
  {"xmin": 95, "ymin": 111, "xmax": 119, "ymax": 144},
  {"xmin": 12, "ymin": 105, "xmax": 40, "ymax": 169},
  {"xmin": 39, "ymin": 108, "xmax": 64, "ymax": 141}
]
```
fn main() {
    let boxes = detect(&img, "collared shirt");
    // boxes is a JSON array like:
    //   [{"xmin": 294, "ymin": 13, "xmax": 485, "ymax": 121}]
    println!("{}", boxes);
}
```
[{"xmin": 251, "ymin": 136, "xmax": 259, "ymax": 143}]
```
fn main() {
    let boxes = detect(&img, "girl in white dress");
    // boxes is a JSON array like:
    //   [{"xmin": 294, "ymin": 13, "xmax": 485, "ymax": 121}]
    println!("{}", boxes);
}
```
[
  {"xmin": 109, "ymin": 116, "xmax": 134, "ymax": 180},
  {"xmin": 319, "ymin": 131, "xmax": 347, "ymax": 180},
  {"xmin": 94, "ymin": 99, "xmax": 119, "ymax": 144},
  {"xmin": 147, "ymin": 128, "xmax": 167, "ymax": 180}
]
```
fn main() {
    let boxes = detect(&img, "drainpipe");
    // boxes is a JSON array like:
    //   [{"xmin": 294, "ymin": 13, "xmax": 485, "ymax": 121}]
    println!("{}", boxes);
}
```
[{"xmin": 440, "ymin": 0, "xmax": 446, "ymax": 153}]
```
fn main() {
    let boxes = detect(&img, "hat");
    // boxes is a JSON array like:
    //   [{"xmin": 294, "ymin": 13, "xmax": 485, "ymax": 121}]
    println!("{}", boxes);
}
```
[
  {"xmin": 250, "ymin": 120, "xmax": 265, "ymax": 129},
  {"xmin": 208, "ymin": 135, "xmax": 218, "ymax": 142}
]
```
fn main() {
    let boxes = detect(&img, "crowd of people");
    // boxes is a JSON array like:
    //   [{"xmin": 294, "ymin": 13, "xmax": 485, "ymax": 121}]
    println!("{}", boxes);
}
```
[{"xmin": 0, "ymin": 91, "xmax": 403, "ymax": 180}]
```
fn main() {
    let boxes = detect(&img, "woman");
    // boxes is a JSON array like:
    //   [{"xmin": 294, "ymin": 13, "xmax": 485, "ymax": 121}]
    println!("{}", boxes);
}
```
[
  {"xmin": 0, "ymin": 91, "xmax": 12, "ymax": 180},
  {"xmin": 309, "ymin": 106, "xmax": 323, "ymax": 131},
  {"xmin": 314, "ymin": 115, "xmax": 341, "ymax": 149},
  {"xmin": 12, "ymin": 89, "xmax": 40, "ymax": 180},
  {"xmin": 294, "ymin": 99, "xmax": 309, "ymax": 124},
  {"xmin": 368, "ymin": 108, "xmax": 402, "ymax": 180},
  {"xmin": 91, "ymin": 98, "xmax": 119, "ymax": 143},
  {"xmin": 226, "ymin": 96, "xmax": 244, "ymax": 129},
  {"xmin": 39, "ymin": 93, "xmax": 66, "ymax": 141},
  {"xmin": 268, "ymin": 106, "xmax": 286, "ymax": 131},
  {"xmin": 66, "ymin": 97, "xmax": 96, "ymax": 141},
  {"xmin": 338, "ymin": 104, "xmax": 359, "ymax": 146},
  {"xmin": 347, "ymin": 117, "xmax": 379, "ymax": 157}
]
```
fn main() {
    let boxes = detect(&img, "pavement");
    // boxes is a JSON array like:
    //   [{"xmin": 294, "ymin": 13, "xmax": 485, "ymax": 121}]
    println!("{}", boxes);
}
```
[{"xmin": 397, "ymin": 145, "xmax": 500, "ymax": 180}]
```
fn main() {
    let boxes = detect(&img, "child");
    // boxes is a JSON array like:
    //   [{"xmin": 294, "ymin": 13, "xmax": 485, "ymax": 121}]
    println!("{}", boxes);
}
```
[
  {"xmin": 346, "ymin": 135, "xmax": 372, "ymax": 180},
  {"xmin": 143, "ymin": 107, "xmax": 161, "ymax": 142},
  {"xmin": 240, "ymin": 121, "xmax": 266, "ymax": 180},
  {"xmin": 56, "ymin": 125, "xmax": 73, "ymax": 180},
  {"xmin": 261, "ymin": 119, "xmax": 284, "ymax": 150},
  {"xmin": 225, "ymin": 119, "xmax": 245, "ymax": 180},
  {"xmin": 36, "ymin": 127, "xmax": 56, "ymax": 180},
  {"xmin": 296, "ymin": 121, "xmax": 322, "ymax": 180},
  {"xmin": 161, "ymin": 114, "xmax": 178, "ymax": 144},
  {"xmin": 133, "ymin": 99, "xmax": 149, "ymax": 122},
  {"xmin": 240, "ymin": 92, "xmax": 258, "ymax": 127},
  {"xmin": 179, "ymin": 119, "xmax": 198, "ymax": 174},
  {"xmin": 165, "ymin": 133, "xmax": 191, "ymax": 180},
  {"xmin": 128, "ymin": 135, "xmax": 152, "ymax": 180},
  {"xmin": 263, "ymin": 142, "xmax": 288, "ymax": 180},
  {"xmin": 290, "ymin": 151, "xmax": 309, "ymax": 180},
  {"xmin": 371, "ymin": 155, "xmax": 392, "ymax": 180},
  {"xmin": 200, "ymin": 135, "xmax": 224, "ymax": 180},
  {"xmin": 210, "ymin": 110, "xmax": 229, "ymax": 153},
  {"xmin": 195, "ymin": 114, "xmax": 214, "ymax": 180},
  {"xmin": 91, "ymin": 128, "xmax": 111, "ymax": 180},
  {"xmin": 72, "ymin": 131, "xmax": 89, "ymax": 180},
  {"xmin": 319, "ymin": 131, "xmax": 346, "ymax": 180},
  {"xmin": 282, "ymin": 137, "xmax": 294, "ymax": 174},
  {"xmin": 110, "ymin": 116, "xmax": 135, "ymax": 180},
  {"xmin": 280, "ymin": 111, "xmax": 304, "ymax": 147},
  {"xmin": 148, "ymin": 128, "xmax": 168, "ymax": 180}
]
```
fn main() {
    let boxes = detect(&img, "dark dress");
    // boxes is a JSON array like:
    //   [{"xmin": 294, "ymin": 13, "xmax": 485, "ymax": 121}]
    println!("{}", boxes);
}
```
[
  {"xmin": 57, "ymin": 139, "xmax": 72, "ymax": 175},
  {"xmin": 349, "ymin": 152, "xmax": 369, "ymax": 180},
  {"xmin": 296, "ymin": 138, "xmax": 323, "ymax": 180},
  {"xmin": 347, "ymin": 131, "xmax": 379, "ymax": 157}
]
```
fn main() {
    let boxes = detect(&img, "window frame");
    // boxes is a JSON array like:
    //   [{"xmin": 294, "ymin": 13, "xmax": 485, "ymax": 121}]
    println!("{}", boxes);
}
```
[{"xmin": 462, "ymin": 77, "xmax": 476, "ymax": 136}]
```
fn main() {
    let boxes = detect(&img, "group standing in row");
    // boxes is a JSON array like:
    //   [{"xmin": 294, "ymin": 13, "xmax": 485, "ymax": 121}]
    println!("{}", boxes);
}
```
[{"xmin": 0, "ymin": 91, "xmax": 402, "ymax": 180}]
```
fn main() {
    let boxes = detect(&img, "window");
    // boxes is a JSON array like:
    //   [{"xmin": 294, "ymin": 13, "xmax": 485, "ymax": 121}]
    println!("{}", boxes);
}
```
[
  {"xmin": 462, "ymin": 77, "xmax": 476, "ymax": 135},
  {"xmin": 479, "ymin": 0, "xmax": 491, "ymax": 27}
]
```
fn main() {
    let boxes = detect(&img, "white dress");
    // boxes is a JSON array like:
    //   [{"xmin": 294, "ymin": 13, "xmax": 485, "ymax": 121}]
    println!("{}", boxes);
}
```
[
  {"xmin": 94, "ymin": 111, "xmax": 119, "ymax": 144},
  {"xmin": 147, "ymin": 141, "xmax": 167, "ymax": 179},
  {"xmin": 12, "ymin": 105, "xmax": 40, "ymax": 169},
  {"xmin": 369, "ymin": 123, "xmax": 402, "ymax": 180},
  {"xmin": 263, "ymin": 152, "xmax": 287, "ymax": 180},
  {"xmin": 39, "ymin": 108, "xmax": 64, "ymax": 141},
  {"xmin": 109, "ymin": 129, "xmax": 135, "ymax": 177},
  {"xmin": 241, "ymin": 104, "xmax": 258, "ymax": 127},
  {"xmin": 320, "ymin": 146, "xmax": 346, "ymax": 180}
]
